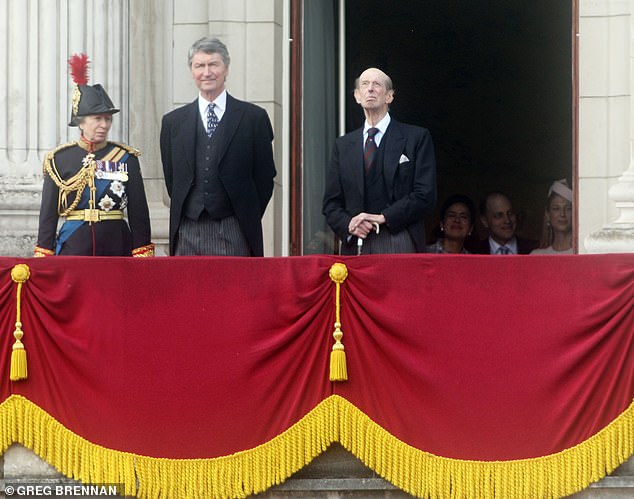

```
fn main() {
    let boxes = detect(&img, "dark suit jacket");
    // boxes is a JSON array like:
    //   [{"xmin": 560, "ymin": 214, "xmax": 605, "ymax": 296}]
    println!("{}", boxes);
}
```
[
  {"xmin": 322, "ymin": 119, "xmax": 436, "ymax": 254},
  {"xmin": 160, "ymin": 93, "xmax": 276, "ymax": 256},
  {"xmin": 472, "ymin": 236, "xmax": 540, "ymax": 255}
]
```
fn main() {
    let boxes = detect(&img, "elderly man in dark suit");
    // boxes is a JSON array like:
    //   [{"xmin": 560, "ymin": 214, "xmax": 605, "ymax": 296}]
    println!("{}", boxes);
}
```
[
  {"xmin": 160, "ymin": 37, "xmax": 276, "ymax": 256},
  {"xmin": 322, "ymin": 67, "xmax": 436, "ymax": 255}
]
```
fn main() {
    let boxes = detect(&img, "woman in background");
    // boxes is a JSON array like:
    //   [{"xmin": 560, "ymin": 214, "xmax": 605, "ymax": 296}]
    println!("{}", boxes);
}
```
[
  {"xmin": 426, "ymin": 194, "xmax": 475, "ymax": 254},
  {"xmin": 530, "ymin": 179, "xmax": 573, "ymax": 255}
]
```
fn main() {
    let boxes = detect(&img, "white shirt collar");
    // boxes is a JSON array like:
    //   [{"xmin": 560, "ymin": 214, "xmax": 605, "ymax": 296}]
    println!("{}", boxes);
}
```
[
  {"xmin": 489, "ymin": 236, "xmax": 518, "ymax": 255},
  {"xmin": 363, "ymin": 113, "xmax": 391, "ymax": 147},
  {"xmin": 198, "ymin": 90, "xmax": 227, "ymax": 121}
]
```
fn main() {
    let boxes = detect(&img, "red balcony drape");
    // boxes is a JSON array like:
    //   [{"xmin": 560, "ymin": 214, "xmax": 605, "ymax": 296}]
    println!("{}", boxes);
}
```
[{"xmin": 0, "ymin": 254, "xmax": 632, "ymax": 498}]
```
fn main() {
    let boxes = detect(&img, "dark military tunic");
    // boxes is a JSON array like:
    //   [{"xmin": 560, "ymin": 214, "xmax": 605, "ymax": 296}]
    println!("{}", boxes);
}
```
[{"xmin": 35, "ymin": 137, "xmax": 152, "ymax": 256}]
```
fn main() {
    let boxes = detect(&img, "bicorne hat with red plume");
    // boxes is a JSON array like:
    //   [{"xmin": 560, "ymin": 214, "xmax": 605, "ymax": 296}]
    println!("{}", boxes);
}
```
[{"xmin": 68, "ymin": 53, "xmax": 119, "ymax": 127}]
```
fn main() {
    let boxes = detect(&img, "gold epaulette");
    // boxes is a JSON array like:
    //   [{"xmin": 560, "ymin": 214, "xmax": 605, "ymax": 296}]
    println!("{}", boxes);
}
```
[
  {"xmin": 42, "ymin": 141, "xmax": 78, "ymax": 175},
  {"xmin": 110, "ymin": 142, "xmax": 141, "ymax": 157}
]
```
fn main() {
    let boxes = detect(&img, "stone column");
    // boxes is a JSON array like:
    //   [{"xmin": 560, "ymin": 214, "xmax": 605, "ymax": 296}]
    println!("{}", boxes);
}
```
[
  {"xmin": 584, "ymin": 0, "xmax": 634, "ymax": 253},
  {"xmin": 0, "ymin": 0, "xmax": 60, "ymax": 255},
  {"xmin": 128, "ymin": 0, "xmax": 172, "ymax": 254},
  {"xmin": 579, "ymin": 0, "xmax": 634, "ymax": 253}
]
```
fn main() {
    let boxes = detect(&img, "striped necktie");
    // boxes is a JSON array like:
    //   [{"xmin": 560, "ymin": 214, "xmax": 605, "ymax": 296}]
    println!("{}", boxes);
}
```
[{"xmin": 364, "ymin": 127, "xmax": 379, "ymax": 171}]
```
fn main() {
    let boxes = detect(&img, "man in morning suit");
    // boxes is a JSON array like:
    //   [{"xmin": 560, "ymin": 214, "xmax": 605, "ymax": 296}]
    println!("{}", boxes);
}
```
[
  {"xmin": 160, "ymin": 37, "xmax": 276, "ymax": 256},
  {"xmin": 474, "ymin": 192, "xmax": 539, "ymax": 255},
  {"xmin": 322, "ymin": 67, "xmax": 436, "ymax": 255}
]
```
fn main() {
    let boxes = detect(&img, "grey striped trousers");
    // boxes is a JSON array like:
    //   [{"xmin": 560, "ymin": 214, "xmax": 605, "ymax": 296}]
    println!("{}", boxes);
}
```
[
  {"xmin": 350, "ymin": 229, "xmax": 416, "ymax": 255},
  {"xmin": 175, "ymin": 214, "xmax": 251, "ymax": 256}
]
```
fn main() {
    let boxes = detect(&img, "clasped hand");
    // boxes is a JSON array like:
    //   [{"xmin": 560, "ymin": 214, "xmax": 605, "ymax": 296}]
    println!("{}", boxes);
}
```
[{"xmin": 348, "ymin": 213, "xmax": 385, "ymax": 238}]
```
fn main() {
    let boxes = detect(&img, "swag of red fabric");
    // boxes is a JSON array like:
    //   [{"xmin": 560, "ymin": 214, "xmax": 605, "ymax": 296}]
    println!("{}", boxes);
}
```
[{"xmin": 0, "ymin": 254, "xmax": 632, "ymax": 461}]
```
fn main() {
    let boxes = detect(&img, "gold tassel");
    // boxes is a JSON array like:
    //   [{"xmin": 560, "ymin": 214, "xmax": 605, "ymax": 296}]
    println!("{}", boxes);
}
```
[
  {"xmin": 328, "ymin": 263, "xmax": 348, "ymax": 382},
  {"xmin": 10, "ymin": 264, "xmax": 31, "ymax": 381}
]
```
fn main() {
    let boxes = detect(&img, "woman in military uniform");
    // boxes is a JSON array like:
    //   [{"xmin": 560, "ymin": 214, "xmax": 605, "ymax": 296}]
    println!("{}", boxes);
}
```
[{"xmin": 34, "ymin": 54, "xmax": 153, "ymax": 257}]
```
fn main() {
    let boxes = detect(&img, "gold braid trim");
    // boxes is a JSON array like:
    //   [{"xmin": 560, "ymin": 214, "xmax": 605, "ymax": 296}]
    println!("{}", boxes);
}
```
[
  {"xmin": 109, "ymin": 141, "xmax": 141, "ymax": 157},
  {"xmin": 71, "ymin": 85, "xmax": 81, "ymax": 117},
  {"xmin": 43, "ymin": 143, "xmax": 97, "ymax": 217},
  {"xmin": 1, "ymin": 394, "xmax": 633, "ymax": 498},
  {"xmin": 33, "ymin": 246, "xmax": 55, "ymax": 258},
  {"xmin": 132, "ymin": 244, "xmax": 155, "ymax": 257},
  {"xmin": 41, "ymin": 142, "xmax": 76, "ymax": 175}
]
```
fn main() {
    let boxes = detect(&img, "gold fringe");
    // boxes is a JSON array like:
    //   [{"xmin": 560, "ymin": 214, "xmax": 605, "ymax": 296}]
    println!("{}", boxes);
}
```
[
  {"xmin": 1, "ymin": 394, "xmax": 633, "ymax": 499},
  {"xmin": 10, "ymin": 264, "xmax": 30, "ymax": 381},
  {"xmin": 328, "ymin": 263, "xmax": 348, "ymax": 382}
]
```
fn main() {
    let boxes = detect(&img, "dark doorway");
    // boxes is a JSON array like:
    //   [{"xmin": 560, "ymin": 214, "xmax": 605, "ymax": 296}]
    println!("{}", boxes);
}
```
[{"xmin": 344, "ymin": 0, "xmax": 574, "ymax": 243}]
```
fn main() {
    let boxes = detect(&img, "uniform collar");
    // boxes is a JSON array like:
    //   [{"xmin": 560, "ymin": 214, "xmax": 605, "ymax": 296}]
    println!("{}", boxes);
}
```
[{"xmin": 78, "ymin": 134, "xmax": 108, "ymax": 153}]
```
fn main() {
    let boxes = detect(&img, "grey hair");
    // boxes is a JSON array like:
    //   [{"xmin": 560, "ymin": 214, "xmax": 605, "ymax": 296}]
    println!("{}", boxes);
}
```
[{"xmin": 188, "ymin": 37, "xmax": 230, "ymax": 68}]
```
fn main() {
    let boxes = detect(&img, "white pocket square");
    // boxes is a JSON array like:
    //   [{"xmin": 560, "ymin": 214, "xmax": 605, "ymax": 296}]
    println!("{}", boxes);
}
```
[{"xmin": 399, "ymin": 154, "xmax": 409, "ymax": 164}]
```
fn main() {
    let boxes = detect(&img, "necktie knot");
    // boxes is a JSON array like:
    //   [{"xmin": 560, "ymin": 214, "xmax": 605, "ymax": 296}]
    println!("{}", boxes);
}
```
[
  {"xmin": 498, "ymin": 246, "xmax": 510, "ymax": 255},
  {"xmin": 367, "ymin": 127, "xmax": 379, "ymax": 139},
  {"xmin": 206, "ymin": 103, "xmax": 219, "ymax": 138}
]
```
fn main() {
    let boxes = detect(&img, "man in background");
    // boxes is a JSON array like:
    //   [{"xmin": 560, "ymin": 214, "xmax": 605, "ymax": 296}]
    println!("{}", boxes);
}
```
[{"xmin": 474, "ymin": 192, "xmax": 539, "ymax": 255}]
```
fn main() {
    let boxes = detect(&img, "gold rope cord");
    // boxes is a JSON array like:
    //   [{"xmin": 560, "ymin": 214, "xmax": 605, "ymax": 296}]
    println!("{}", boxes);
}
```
[
  {"xmin": 329, "ymin": 263, "xmax": 348, "ymax": 382},
  {"xmin": 43, "ymin": 148, "xmax": 96, "ymax": 217},
  {"xmin": 9, "ymin": 264, "xmax": 30, "ymax": 381}
]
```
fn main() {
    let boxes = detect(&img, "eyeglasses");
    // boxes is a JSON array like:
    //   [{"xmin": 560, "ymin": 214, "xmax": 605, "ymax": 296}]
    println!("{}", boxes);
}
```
[{"xmin": 444, "ymin": 211, "xmax": 471, "ymax": 222}]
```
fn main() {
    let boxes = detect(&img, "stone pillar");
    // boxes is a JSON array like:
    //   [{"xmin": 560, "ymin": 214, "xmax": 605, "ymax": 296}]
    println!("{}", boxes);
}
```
[
  {"xmin": 579, "ymin": 0, "xmax": 634, "ymax": 253},
  {"xmin": 584, "ymin": 1, "xmax": 634, "ymax": 253},
  {"xmin": 128, "ymin": 0, "xmax": 172, "ymax": 254}
]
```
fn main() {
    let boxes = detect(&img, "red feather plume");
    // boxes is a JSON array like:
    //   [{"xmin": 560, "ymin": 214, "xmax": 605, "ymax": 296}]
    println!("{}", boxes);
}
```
[{"xmin": 68, "ymin": 53, "xmax": 90, "ymax": 85}]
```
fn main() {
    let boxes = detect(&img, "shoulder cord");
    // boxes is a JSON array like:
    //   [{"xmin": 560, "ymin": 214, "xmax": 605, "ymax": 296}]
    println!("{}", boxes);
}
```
[{"xmin": 43, "ymin": 145, "xmax": 97, "ymax": 217}]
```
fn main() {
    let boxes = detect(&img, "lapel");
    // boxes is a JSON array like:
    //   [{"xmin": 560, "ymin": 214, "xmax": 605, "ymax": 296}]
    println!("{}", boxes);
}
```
[
  {"xmin": 211, "ymin": 93, "xmax": 244, "ymax": 171},
  {"xmin": 382, "ymin": 121, "xmax": 405, "ymax": 196},
  {"xmin": 176, "ymin": 100, "xmax": 199, "ymax": 175},
  {"xmin": 343, "ymin": 128, "xmax": 365, "ymax": 199}
]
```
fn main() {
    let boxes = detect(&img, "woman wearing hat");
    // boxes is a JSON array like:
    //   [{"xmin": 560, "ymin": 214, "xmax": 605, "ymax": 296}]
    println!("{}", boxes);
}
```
[
  {"xmin": 530, "ymin": 179, "xmax": 573, "ymax": 255},
  {"xmin": 34, "ymin": 54, "xmax": 153, "ymax": 257}
]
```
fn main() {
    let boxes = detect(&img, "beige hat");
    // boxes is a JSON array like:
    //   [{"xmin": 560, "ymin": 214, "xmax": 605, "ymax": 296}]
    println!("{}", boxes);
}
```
[{"xmin": 548, "ymin": 179, "xmax": 573, "ymax": 202}]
